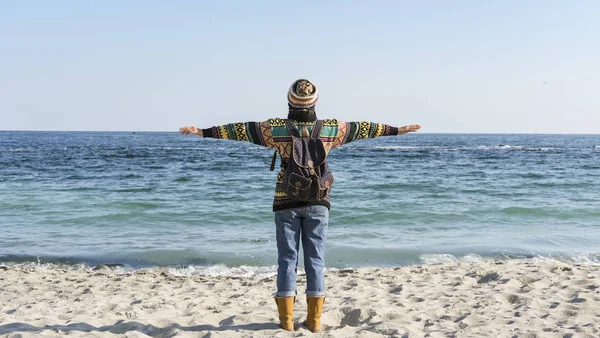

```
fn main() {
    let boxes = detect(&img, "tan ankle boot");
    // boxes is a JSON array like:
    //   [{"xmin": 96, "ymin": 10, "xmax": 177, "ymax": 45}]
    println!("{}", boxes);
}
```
[
  {"xmin": 274, "ymin": 296, "xmax": 295, "ymax": 331},
  {"xmin": 305, "ymin": 296, "xmax": 325, "ymax": 333}
]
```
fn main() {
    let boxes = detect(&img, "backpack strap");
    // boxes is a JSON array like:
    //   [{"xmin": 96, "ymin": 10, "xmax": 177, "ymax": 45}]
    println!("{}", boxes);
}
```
[
  {"xmin": 270, "ymin": 119, "xmax": 299, "ymax": 172},
  {"xmin": 310, "ymin": 120, "xmax": 324, "ymax": 139},
  {"xmin": 269, "ymin": 151, "xmax": 278, "ymax": 171},
  {"xmin": 284, "ymin": 119, "xmax": 301, "ymax": 137}
]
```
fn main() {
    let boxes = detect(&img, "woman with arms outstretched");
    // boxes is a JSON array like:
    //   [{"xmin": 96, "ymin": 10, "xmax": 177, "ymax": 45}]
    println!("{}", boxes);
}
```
[{"xmin": 180, "ymin": 79, "xmax": 421, "ymax": 332}]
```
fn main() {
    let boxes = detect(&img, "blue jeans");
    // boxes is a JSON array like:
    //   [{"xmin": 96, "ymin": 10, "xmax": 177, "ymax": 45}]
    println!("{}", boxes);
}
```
[{"xmin": 275, "ymin": 205, "xmax": 328, "ymax": 297}]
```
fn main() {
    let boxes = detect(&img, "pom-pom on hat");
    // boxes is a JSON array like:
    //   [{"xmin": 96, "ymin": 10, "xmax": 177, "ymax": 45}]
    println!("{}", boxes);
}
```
[{"xmin": 287, "ymin": 79, "xmax": 318, "ymax": 108}]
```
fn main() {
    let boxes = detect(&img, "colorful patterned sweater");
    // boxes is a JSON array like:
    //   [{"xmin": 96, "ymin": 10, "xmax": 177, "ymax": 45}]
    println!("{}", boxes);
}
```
[{"xmin": 202, "ymin": 118, "xmax": 399, "ymax": 211}]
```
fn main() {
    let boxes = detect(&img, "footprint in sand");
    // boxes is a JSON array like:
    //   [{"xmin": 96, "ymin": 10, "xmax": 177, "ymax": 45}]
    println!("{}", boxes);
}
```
[
  {"xmin": 389, "ymin": 285, "xmax": 403, "ymax": 294},
  {"xmin": 340, "ymin": 308, "xmax": 362, "ymax": 327},
  {"xmin": 343, "ymin": 281, "xmax": 358, "ymax": 291},
  {"xmin": 340, "ymin": 307, "xmax": 377, "ymax": 327},
  {"xmin": 410, "ymin": 296, "xmax": 425, "ymax": 303}
]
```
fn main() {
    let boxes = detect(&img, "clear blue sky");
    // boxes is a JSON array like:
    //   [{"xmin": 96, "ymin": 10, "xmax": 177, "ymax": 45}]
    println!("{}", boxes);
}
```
[{"xmin": 1, "ymin": 0, "xmax": 599, "ymax": 133}]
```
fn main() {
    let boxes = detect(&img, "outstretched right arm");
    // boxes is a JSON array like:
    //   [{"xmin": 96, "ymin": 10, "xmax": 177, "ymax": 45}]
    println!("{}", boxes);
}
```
[
  {"xmin": 396, "ymin": 125, "xmax": 421, "ymax": 135},
  {"xmin": 180, "ymin": 121, "xmax": 276, "ymax": 148}
]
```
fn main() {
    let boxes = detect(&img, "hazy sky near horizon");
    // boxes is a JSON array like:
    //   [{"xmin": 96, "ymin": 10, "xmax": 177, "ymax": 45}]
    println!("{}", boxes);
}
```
[{"xmin": 1, "ymin": 1, "xmax": 599, "ymax": 133}]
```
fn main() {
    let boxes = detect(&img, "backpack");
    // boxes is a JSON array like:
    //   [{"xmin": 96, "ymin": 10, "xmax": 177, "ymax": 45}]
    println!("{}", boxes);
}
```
[{"xmin": 270, "ymin": 119, "xmax": 334, "ymax": 202}]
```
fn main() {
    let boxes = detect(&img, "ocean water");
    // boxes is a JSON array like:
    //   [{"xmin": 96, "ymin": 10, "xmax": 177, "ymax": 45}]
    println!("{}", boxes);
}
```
[{"xmin": 1, "ymin": 131, "xmax": 599, "ymax": 274}]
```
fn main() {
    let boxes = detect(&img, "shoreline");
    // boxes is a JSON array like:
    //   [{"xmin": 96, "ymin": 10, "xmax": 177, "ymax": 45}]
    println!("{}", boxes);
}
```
[
  {"xmin": 1, "ymin": 259, "xmax": 599, "ymax": 337},
  {"xmin": 1, "ymin": 252, "xmax": 599, "ymax": 276}
]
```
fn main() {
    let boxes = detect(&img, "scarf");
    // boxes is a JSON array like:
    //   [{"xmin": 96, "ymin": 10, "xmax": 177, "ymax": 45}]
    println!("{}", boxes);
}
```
[{"xmin": 287, "ymin": 104, "xmax": 317, "ymax": 122}]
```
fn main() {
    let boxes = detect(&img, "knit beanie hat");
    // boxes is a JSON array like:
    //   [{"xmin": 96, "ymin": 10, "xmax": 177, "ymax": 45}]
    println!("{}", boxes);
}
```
[{"xmin": 287, "ymin": 79, "xmax": 318, "ymax": 108}]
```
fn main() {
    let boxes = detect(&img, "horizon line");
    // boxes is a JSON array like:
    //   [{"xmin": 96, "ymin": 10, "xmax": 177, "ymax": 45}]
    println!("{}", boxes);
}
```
[{"xmin": 1, "ymin": 130, "xmax": 599, "ymax": 136}]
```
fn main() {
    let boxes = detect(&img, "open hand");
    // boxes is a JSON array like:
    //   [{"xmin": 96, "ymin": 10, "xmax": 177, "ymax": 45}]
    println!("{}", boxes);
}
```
[
  {"xmin": 398, "ymin": 124, "xmax": 421, "ymax": 135},
  {"xmin": 179, "ymin": 126, "xmax": 202, "ymax": 136}
]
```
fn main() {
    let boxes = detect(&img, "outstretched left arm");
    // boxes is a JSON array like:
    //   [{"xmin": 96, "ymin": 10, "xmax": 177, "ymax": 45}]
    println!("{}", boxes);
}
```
[
  {"xmin": 332, "ymin": 121, "xmax": 421, "ymax": 147},
  {"xmin": 179, "ymin": 121, "xmax": 275, "ymax": 148},
  {"xmin": 179, "ymin": 126, "xmax": 203, "ymax": 137}
]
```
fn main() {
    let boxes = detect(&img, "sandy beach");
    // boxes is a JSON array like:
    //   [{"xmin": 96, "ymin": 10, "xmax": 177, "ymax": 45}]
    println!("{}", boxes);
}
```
[{"xmin": 1, "ymin": 259, "xmax": 598, "ymax": 338}]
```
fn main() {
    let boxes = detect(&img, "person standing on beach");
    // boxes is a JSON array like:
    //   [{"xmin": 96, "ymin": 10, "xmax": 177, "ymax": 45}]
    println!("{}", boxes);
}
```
[{"xmin": 179, "ymin": 79, "xmax": 421, "ymax": 332}]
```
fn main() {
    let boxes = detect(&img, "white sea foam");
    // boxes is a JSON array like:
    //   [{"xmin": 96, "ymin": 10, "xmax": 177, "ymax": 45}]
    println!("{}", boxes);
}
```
[
  {"xmin": 167, "ymin": 265, "xmax": 279, "ymax": 279},
  {"xmin": 460, "ymin": 254, "xmax": 485, "ymax": 262},
  {"xmin": 0, "ymin": 147, "xmax": 36, "ymax": 152},
  {"xmin": 374, "ymin": 146, "xmax": 441, "ymax": 150},
  {"xmin": 419, "ymin": 253, "xmax": 600, "ymax": 266},
  {"xmin": 2, "ymin": 253, "xmax": 599, "ymax": 277},
  {"xmin": 372, "ymin": 145, "xmax": 560, "ymax": 151},
  {"xmin": 420, "ymin": 254, "xmax": 458, "ymax": 264},
  {"xmin": 475, "ymin": 145, "xmax": 558, "ymax": 151},
  {"xmin": 419, "ymin": 254, "xmax": 485, "ymax": 264},
  {"xmin": 531, "ymin": 252, "xmax": 600, "ymax": 266}
]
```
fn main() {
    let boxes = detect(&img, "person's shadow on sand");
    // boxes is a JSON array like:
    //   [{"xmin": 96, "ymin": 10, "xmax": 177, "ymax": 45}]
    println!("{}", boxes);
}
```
[{"xmin": 0, "ymin": 318, "xmax": 281, "ymax": 337}]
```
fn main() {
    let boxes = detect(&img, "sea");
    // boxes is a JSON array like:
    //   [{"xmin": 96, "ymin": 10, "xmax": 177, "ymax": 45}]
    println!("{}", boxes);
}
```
[{"xmin": 1, "ymin": 131, "xmax": 599, "ymax": 276}]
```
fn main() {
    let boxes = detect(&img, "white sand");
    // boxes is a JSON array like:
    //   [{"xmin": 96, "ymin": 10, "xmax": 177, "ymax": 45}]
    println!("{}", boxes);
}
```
[{"xmin": 1, "ymin": 259, "xmax": 599, "ymax": 338}]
